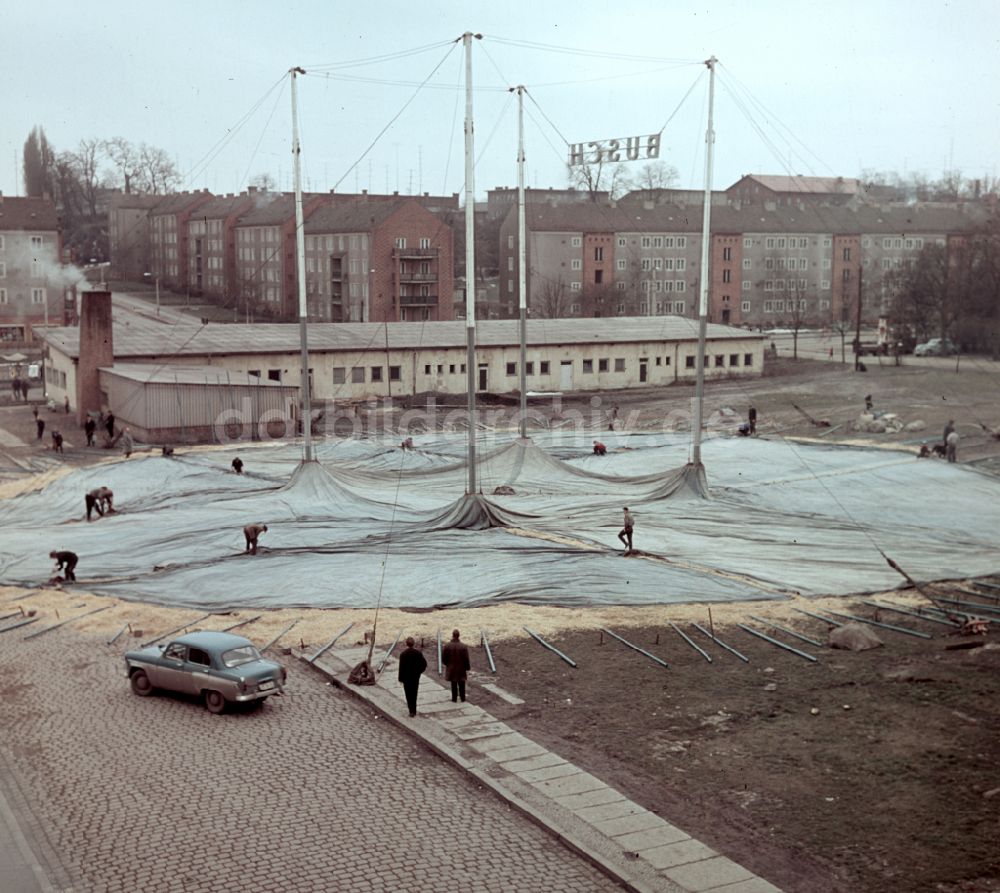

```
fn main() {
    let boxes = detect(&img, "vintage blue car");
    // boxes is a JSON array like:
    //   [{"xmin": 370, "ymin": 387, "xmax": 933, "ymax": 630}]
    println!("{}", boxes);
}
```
[{"xmin": 124, "ymin": 630, "xmax": 286, "ymax": 713}]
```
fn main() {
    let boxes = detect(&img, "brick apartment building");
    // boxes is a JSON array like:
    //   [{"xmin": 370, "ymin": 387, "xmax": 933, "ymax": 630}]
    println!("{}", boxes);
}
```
[
  {"xmin": 0, "ymin": 195, "xmax": 66, "ymax": 345},
  {"xmin": 148, "ymin": 191, "xmax": 214, "ymax": 291},
  {"xmin": 186, "ymin": 192, "xmax": 256, "ymax": 302}
]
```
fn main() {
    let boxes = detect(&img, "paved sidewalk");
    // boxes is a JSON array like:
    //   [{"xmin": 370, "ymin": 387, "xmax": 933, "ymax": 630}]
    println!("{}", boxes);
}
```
[{"xmin": 308, "ymin": 646, "xmax": 783, "ymax": 893}]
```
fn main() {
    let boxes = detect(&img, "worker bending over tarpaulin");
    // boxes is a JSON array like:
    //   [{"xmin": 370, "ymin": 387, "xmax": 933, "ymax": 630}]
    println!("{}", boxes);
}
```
[{"xmin": 0, "ymin": 432, "xmax": 997, "ymax": 610}]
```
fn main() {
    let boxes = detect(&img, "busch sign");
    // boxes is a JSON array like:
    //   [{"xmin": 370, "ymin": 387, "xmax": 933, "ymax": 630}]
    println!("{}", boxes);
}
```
[{"xmin": 568, "ymin": 134, "xmax": 661, "ymax": 166}]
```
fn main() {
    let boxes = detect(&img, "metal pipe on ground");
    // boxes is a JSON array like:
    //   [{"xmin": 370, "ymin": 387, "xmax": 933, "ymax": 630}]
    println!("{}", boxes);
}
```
[
  {"xmin": 793, "ymin": 608, "xmax": 844, "ymax": 627},
  {"xmin": 480, "ymin": 630, "xmax": 496, "ymax": 673},
  {"xmin": 737, "ymin": 623, "xmax": 818, "ymax": 662},
  {"xmin": 106, "ymin": 624, "xmax": 130, "ymax": 645},
  {"xmin": 669, "ymin": 621, "xmax": 712, "ymax": 662},
  {"xmin": 819, "ymin": 608, "xmax": 932, "ymax": 639},
  {"xmin": 376, "ymin": 630, "xmax": 403, "ymax": 674},
  {"xmin": 24, "ymin": 605, "xmax": 111, "ymax": 641},
  {"xmin": 600, "ymin": 627, "xmax": 669, "ymax": 668},
  {"xmin": 931, "ymin": 595, "xmax": 1000, "ymax": 617},
  {"xmin": 691, "ymin": 622, "xmax": 749, "ymax": 662},
  {"xmin": 142, "ymin": 613, "xmax": 214, "ymax": 647},
  {"xmin": 222, "ymin": 614, "xmax": 262, "ymax": 633},
  {"xmin": 308, "ymin": 622, "xmax": 354, "ymax": 665},
  {"xmin": 261, "ymin": 619, "xmax": 298, "ymax": 653},
  {"xmin": 0, "ymin": 617, "xmax": 38, "ymax": 634},
  {"xmin": 747, "ymin": 614, "xmax": 825, "ymax": 647},
  {"xmin": 523, "ymin": 627, "xmax": 577, "ymax": 668},
  {"xmin": 437, "ymin": 628, "xmax": 443, "ymax": 675},
  {"xmin": 860, "ymin": 600, "xmax": 961, "ymax": 628}
]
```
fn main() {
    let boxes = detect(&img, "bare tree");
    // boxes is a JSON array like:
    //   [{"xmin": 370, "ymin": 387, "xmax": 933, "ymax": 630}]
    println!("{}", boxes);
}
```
[
  {"xmin": 136, "ymin": 144, "xmax": 180, "ymax": 194},
  {"xmin": 627, "ymin": 161, "xmax": 680, "ymax": 201},
  {"xmin": 567, "ymin": 158, "xmax": 626, "ymax": 201},
  {"xmin": 533, "ymin": 276, "xmax": 572, "ymax": 318},
  {"xmin": 105, "ymin": 137, "xmax": 143, "ymax": 194},
  {"xmin": 248, "ymin": 172, "xmax": 276, "ymax": 192}
]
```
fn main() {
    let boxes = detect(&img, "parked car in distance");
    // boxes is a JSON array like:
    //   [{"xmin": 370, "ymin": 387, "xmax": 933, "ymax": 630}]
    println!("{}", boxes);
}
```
[
  {"xmin": 914, "ymin": 338, "xmax": 959, "ymax": 357},
  {"xmin": 125, "ymin": 630, "xmax": 286, "ymax": 713}
]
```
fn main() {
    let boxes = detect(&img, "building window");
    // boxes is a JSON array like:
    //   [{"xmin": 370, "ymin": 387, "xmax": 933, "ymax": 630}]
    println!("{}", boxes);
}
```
[
  {"xmin": 508, "ymin": 256, "xmax": 515, "ymax": 271},
  {"xmin": 594, "ymin": 246, "xmax": 603, "ymax": 261},
  {"xmin": 617, "ymin": 237, "xmax": 626, "ymax": 247},
  {"xmin": 598, "ymin": 358, "xmax": 609, "ymax": 372},
  {"xmin": 617, "ymin": 259, "xmax": 627, "ymax": 270},
  {"xmin": 31, "ymin": 288, "xmax": 46, "ymax": 304},
  {"xmin": 424, "ymin": 364, "xmax": 432, "ymax": 375},
  {"xmin": 842, "ymin": 269, "xmax": 851, "ymax": 282},
  {"xmin": 742, "ymin": 280, "xmax": 751, "ymax": 291},
  {"xmin": 0, "ymin": 289, "xmax": 7, "ymax": 304},
  {"xmin": 822, "ymin": 258, "xmax": 831, "ymax": 269},
  {"xmin": 799, "ymin": 258, "xmax": 808, "ymax": 270},
  {"xmin": 652, "ymin": 236, "xmax": 662, "ymax": 248},
  {"xmin": 419, "ymin": 237, "xmax": 430, "ymax": 249},
  {"xmin": 677, "ymin": 237, "xmax": 686, "ymax": 248},
  {"xmin": 617, "ymin": 302, "xmax": 625, "ymax": 312},
  {"xmin": 594, "ymin": 269, "xmax": 603, "ymax": 284},
  {"xmin": 370, "ymin": 366, "xmax": 383, "ymax": 382},
  {"xmin": 525, "ymin": 361, "xmax": 534, "ymax": 375},
  {"xmin": 508, "ymin": 279, "xmax": 514, "ymax": 293},
  {"xmin": 742, "ymin": 258, "xmax": 752, "ymax": 269},
  {"xmin": 389, "ymin": 366, "xmax": 401, "ymax": 382},
  {"xmin": 641, "ymin": 258, "xmax": 651, "ymax": 271},
  {"xmin": 0, "ymin": 262, "xmax": 5, "ymax": 278},
  {"xmin": 685, "ymin": 356, "xmax": 696, "ymax": 368},
  {"xmin": 570, "ymin": 282, "xmax": 581, "ymax": 291},
  {"xmin": 571, "ymin": 258, "xmax": 581, "ymax": 270},
  {"xmin": 843, "ymin": 247, "xmax": 852, "ymax": 261},
  {"xmin": 394, "ymin": 237, "xmax": 406, "ymax": 249},
  {"xmin": 722, "ymin": 269, "xmax": 732, "ymax": 283},
  {"xmin": 351, "ymin": 367, "xmax": 365, "ymax": 383},
  {"xmin": 570, "ymin": 302, "xmax": 581, "ymax": 313},
  {"xmin": 722, "ymin": 247, "xmax": 732, "ymax": 261},
  {"xmin": 741, "ymin": 300, "xmax": 750, "ymax": 312},
  {"xmin": 821, "ymin": 280, "xmax": 830, "ymax": 289},
  {"xmin": 582, "ymin": 359, "xmax": 594, "ymax": 373},
  {"xmin": 616, "ymin": 282, "xmax": 626, "ymax": 292},
  {"xmin": 743, "ymin": 237, "xmax": 752, "ymax": 248},
  {"xmin": 744, "ymin": 354, "xmax": 753, "ymax": 366},
  {"xmin": 729, "ymin": 354, "xmax": 739, "ymax": 366},
  {"xmin": 506, "ymin": 362, "xmax": 516, "ymax": 376},
  {"xmin": 614, "ymin": 358, "xmax": 625, "ymax": 372},
  {"xmin": 268, "ymin": 369, "xmax": 282, "ymax": 382},
  {"xmin": 540, "ymin": 361, "xmax": 550, "ymax": 374},
  {"xmin": 570, "ymin": 236, "xmax": 582, "ymax": 247},
  {"xmin": 641, "ymin": 236, "xmax": 651, "ymax": 248},
  {"xmin": 713, "ymin": 355, "xmax": 723, "ymax": 367}
]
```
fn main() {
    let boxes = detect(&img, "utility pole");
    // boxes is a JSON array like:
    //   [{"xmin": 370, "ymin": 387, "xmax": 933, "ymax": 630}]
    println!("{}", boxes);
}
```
[
  {"xmin": 854, "ymin": 262, "xmax": 863, "ymax": 371},
  {"xmin": 291, "ymin": 65, "xmax": 313, "ymax": 462}
]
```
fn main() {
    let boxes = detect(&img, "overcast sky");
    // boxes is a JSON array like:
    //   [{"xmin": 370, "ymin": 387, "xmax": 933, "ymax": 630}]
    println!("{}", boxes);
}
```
[{"xmin": 4, "ymin": 0, "xmax": 998, "ymax": 201}]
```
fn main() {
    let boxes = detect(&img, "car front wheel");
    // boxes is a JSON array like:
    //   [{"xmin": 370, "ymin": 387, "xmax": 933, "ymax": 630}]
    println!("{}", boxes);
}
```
[
  {"xmin": 130, "ymin": 670, "xmax": 153, "ymax": 697},
  {"xmin": 204, "ymin": 690, "xmax": 227, "ymax": 714}
]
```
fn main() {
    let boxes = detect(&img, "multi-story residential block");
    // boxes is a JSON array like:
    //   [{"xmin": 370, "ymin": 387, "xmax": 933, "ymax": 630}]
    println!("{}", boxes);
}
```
[
  {"xmin": 108, "ymin": 193, "xmax": 161, "ymax": 281},
  {"xmin": 185, "ymin": 192, "xmax": 256, "ymax": 302},
  {"xmin": 148, "ymin": 191, "xmax": 214, "ymax": 291},
  {"xmin": 303, "ymin": 198, "xmax": 454, "ymax": 322},
  {"xmin": 0, "ymin": 195, "xmax": 66, "ymax": 345},
  {"xmin": 500, "ymin": 196, "xmax": 987, "ymax": 327}
]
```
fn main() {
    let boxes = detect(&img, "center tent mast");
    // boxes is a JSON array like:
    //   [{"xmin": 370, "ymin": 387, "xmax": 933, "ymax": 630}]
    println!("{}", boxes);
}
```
[
  {"xmin": 463, "ymin": 32, "xmax": 482, "ymax": 494},
  {"xmin": 291, "ymin": 65, "xmax": 313, "ymax": 464},
  {"xmin": 513, "ymin": 85, "xmax": 528, "ymax": 440},
  {"xmin": 689, "ymin": 56, "xmax": 717, "ymax": 471}
]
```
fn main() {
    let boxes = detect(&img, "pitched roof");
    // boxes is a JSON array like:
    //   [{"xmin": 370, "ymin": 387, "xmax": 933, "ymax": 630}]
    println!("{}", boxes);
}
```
[
  {"xmin": 0, "ymin": 196, "xmax": 60, "ymax": 231},
  {"xmin": 304, "ymin": 200, "xmax": 400, "ymax": 234},
  {"xmin": 38, "ymin": 316, "xmax": 760, "ymax": 360},
  {"xmin": 732, "ymin": 175, "xmax": 862, "ymax": 195}
]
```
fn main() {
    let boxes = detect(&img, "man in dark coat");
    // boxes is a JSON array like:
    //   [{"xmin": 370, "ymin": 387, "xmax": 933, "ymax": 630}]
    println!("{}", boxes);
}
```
[
  {"xmin": 397, "ymin": 636, "xmax": 428, "ymax": 717},
  {"xmin": 244, "ymin": 523, "xmax": 268, "ymax": 554},
  {"xmin": 105, "ymin": 412, "xmax": 115, "ymax": 438},
  {"xmin": 49, "ymin": 550, "xmax": 77, "ymax": 582},
  {"xmin": 231, "ymin": 457, "xmax": 244, "ymax": 474},
  {"xmin": 441, "ymin": 629, "xmax": 471, "ymax": 703},
  {"xmin": 84, "ymin": 417, "xmax": 96, "ymax": 446},
  {"xmin": 748, "ymin": 405, "xmax": 757, "ymax": 435}
]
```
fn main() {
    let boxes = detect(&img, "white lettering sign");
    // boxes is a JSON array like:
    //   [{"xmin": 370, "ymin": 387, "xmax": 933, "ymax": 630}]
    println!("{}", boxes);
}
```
[{"xmin": 568, "ymin": 134, "xmax": 661, "ymax": 166}]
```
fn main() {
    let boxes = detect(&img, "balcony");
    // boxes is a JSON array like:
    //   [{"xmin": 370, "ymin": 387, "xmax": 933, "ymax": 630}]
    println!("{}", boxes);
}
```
[
  {"xmin": 398, "ymin": 293, "xmax": 438, "ymax": 306},
  {"xmin": 397, "ymin": 271, "xmax": 438, "ymax": 283},
  {"xmin": 392, "ymin": 246, "xmax": 439, "ymax": 260}
]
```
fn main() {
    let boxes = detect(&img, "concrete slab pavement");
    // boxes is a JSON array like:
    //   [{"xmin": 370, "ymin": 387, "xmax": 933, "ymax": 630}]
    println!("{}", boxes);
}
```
[{"xmin": 308, "ymin": 645, "xmax": 784, "ymax": 893}]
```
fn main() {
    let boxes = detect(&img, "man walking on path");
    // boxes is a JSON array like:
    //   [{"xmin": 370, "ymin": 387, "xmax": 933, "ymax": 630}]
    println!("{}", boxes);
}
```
[
  {"xmin": 442, "ymin": 629, "xmax": 470, "ymax": 703},
  {"xmin": 120, "ymin": 427, "xmax": 134, "ymax": 458},
  {"xmin": 243, "ymin": 523, "xmax": 268, "ymax": 554},
  {"xmin": 36, "ymin": 416, "xmax": 45, "ymax": 440},
  {"xmin": 618, "ymin": 506, "xmax": 634, "ymax": 552},
  {"xmin": 748, "ymin": 405, "xmax": 757, "ymax": 435},
  {"xmin": 49, "ymin": 550, "xmax": 78, "ymax": 582},
  {"xmin": 105, "ymin": 412, "xmax": 115, "ymax": 439},
  {"xmin": 397, "ymin": 637, "xmax": 428, "ymax": 717},
  {"xmin": 84, "ymin": 417, "xmax": 96, "ymax": 446},
  {"xmin": 51, "ymin": 430, "xmax": 63, "ymax": 453}
]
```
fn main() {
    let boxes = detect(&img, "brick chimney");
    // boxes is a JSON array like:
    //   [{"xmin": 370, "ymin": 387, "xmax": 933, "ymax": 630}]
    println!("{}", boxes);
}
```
[{"xmin": 75, "ymin": 291, "xmax": 113, "ymax": 425}]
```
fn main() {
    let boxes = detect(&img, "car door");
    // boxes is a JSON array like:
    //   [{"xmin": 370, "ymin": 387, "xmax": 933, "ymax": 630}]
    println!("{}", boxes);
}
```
[
  {"xmin": 185, "ymin": 646, "xmax": 215, "ymax": 696},
  {"xmin": 153, "ymin": 642, "xmax": 192, "ymax": 693}
]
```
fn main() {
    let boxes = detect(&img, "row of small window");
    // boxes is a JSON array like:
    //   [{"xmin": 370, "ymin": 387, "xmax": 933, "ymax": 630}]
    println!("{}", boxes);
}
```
[
  {"xmin": 302, "ymin": 234, "xmax": 371, "ymax": 251},
  {"xmin": 639, "ymin": 280, "xmax": 688, "ymax": 292},
  {"xmin": 333, "ymin": 366, "xmax": 404, "ymax": 384},
  {"xmin": 685, "ymin": 354, "xmax": 754, "ymax": 368},
  {"xmin": 45, "ymin": 367, "xmax": 67, "ymax": 388},
  {"xmin": 238, "ymin": 228, "xmax": 280, "ymax": 244},
  {"xmin": 635, "ymin": 301, "xmax": 687, "ymax": 314},
  {"xmin": 760, "ymin": 237, "xmax": 815, "ymax": 249},
  {"xmin": 0, "ymin": 236, "xmax": 45, "ymax": 251},
  {"xmin": 638, "ymin": 258, "xmax": 687, "ymax": 271},
  {"xmin": 880, "ymin": 237, "xmax": 924, "ymax": 250},
  {"xmin": 0, "ymin": 288, "xmax": 47, "ymax": 304},
  {"xmin": 764, "ymin": 299, "xmax": 808, "ymax": 312},
  {"xmin": 393, "ymin": 237, "xmax": 432, "ymax": 250}
]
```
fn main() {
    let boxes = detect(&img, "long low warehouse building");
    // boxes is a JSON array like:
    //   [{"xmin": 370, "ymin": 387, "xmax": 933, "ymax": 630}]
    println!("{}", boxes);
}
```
[{"xmin": 37, "ymin": 291, "xmax": 765, "ymax": 430}]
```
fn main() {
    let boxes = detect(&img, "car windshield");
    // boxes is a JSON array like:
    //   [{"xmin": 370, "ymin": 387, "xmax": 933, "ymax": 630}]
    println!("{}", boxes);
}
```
[{"xmin": 221, "ymin": 645, "xmax": 262, "ymax": 668}]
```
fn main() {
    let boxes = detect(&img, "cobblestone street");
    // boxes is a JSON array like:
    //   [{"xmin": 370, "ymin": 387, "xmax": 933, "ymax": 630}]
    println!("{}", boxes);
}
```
[{"xmin": 0, "ymin": 632, "xmax": 620, "ymax": 892}]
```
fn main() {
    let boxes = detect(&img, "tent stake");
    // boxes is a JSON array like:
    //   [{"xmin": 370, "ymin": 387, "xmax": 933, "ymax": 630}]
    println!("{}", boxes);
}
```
[
  {"xmin": 691, "ymin": 622, "xmax": 749, "ymax": 662},
  {"xmin": 669, "ymin": 621, "xmax": 712, "ymax": 662},
  {"xmin": 737, "ymin": 623, "xmax": 818, "ymax": 662},
  {"xmin": 107, "ymin": 624, "xmax": 130, "ymax": 646},
  {"xmin": 523, "ymin": 627, "xmax": 577, "ymax": 668},
  {"xmin": 600, "ymin": 627, "xmax": 669, "ymax": 668},
  {"xmin": 308, "ymin": 622, "xmax": 354, "ymax": 665},
  {"xmin": 437, "ymin": 627, "xmax": 443, "ymax": 675}
]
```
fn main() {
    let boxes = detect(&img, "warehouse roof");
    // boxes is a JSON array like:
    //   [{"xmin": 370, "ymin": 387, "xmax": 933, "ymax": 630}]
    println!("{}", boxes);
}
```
[
  {"xmin": 38, "ymin": 316, "xmax": 760, "ymax": 361},
  {"xmin": 100, "ymin": 363, "xmax": 295, "ymax": 386}
]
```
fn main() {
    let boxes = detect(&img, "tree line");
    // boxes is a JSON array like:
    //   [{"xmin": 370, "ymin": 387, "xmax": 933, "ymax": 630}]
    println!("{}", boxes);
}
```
[{"xmin": 22, "ymin": 126, "xmax": 180, "ymax": 263}]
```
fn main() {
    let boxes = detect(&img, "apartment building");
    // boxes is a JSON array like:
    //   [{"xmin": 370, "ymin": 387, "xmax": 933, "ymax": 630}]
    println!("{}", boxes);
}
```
[
  {"xmin": 303, "ymin": 198, "xmax": 454, "ymax": 323},
  {"xmin": 185, "ymin": 192, "xmax": 256, "ymax": 301},
  {"xmin": 108, "ymin": 193, "xmax": 161, "ymax": 281},
  {"xmin": 0, "ymin": 195, "xmax": 65, "ymax": 345},
  {"xmin": 148, "ymin": 191, "xmax": 213, "ymax": 291}
]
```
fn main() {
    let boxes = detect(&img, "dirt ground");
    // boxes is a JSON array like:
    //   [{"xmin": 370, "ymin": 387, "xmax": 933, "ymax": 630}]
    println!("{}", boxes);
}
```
[{"xmin": 2, "ymin": 353, "xmax": 1000, "ymax": 892}]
